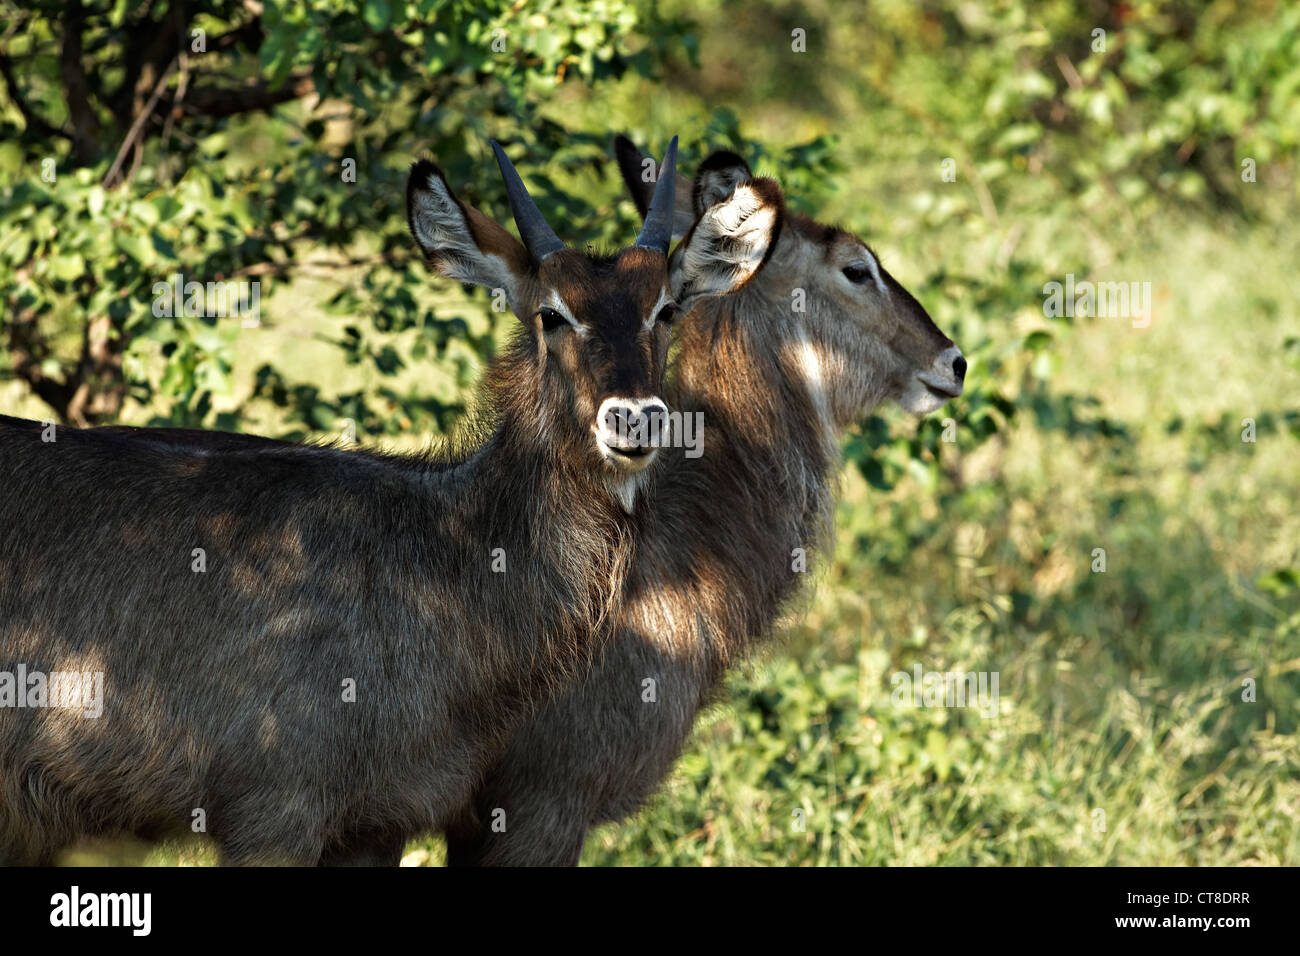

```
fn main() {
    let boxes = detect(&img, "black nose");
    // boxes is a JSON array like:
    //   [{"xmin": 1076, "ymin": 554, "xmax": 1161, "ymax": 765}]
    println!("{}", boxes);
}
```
[
  {"xmin": 952, "ymin": 355, "xmax": 967, "ymax": 380},
  {"xmin": 603, "ymin": 401, "xmax": 668, "ymax": 450}
]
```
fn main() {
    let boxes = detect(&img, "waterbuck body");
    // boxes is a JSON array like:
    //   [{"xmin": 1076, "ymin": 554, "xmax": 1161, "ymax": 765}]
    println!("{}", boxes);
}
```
[
  {"xmin": 0, "ymin": 141, "xmax": 687, "ymax": 865},
  {"xmin": 442, "ymin": 141, "xmax": 966, "ymax": 865},
  {"xmin": 0, "ymin": 406, "xmax": 624, "ymax": 865}
]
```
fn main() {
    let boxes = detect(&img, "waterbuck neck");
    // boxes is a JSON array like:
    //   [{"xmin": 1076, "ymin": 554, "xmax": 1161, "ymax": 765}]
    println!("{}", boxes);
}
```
[
  {"xmin": 650, "ymin": 288, "xmax": 841, "ymax": 670},
  {"xmin": 396, "ymin": 335, "xmax": 642, "ymax": 691}
]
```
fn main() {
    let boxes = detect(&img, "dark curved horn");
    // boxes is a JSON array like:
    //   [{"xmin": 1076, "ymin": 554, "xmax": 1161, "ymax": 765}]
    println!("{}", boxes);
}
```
[
  {"xmin": 634, "ymin": 135, "xmax": 678, "ymax": 254},
  {"xmin": 490, "ymin": 140, "xmax": 566, "ymax": 262}
]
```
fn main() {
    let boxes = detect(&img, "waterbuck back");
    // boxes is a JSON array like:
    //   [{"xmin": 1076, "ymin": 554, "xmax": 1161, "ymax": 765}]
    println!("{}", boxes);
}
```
[{"xmin": 442, "ymin": 139, "xmax": 966, "ymax": 865}]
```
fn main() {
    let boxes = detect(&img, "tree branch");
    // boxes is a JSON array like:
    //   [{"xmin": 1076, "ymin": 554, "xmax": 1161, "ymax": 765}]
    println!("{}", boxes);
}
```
[
  {"xmin": 60, "ymin": 0, "xmax": 101, "ymax": 164},
  {"xmin": 108, "ymin": 0, "xmax": 185, "ymax": 126},
  {"xmin": 103, "ymin": 55, "xmax": 179, "ymax": 188},
  {"xmin": 179, "ymin": 72, "xmax": 315, "ymax": 119}
]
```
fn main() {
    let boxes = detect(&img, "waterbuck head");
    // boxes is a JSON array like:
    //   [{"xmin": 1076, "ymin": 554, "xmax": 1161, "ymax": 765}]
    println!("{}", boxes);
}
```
[
  {"xmin": 406, "ymin": 140, "xmax": 683, "ymax": 496},
  {"xmin": 615, "ymin": 137, "xmax": 965, "ymax": 425}
]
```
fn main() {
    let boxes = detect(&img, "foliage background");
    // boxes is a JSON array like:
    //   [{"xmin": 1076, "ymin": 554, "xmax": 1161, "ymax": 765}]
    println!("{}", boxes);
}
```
[{"xmin": 2, "ymin": 0, "xmax": 1297, "ymax": 865}]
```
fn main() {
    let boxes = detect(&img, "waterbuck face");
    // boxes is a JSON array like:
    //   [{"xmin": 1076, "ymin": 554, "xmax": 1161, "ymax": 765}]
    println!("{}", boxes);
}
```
[
  {"xmin": 789, "ymin": 221, "xmax": 964, "ymax": 419},
  {"xmin": 406, "ymin": 140, "xmax": 681, "ymax": 492},
  {"xmin": 614, "ymin": 138, "xmax": 964, "ymax": 426},
  {"xmin": 529, "ymin": 246, "xmax": 674, "ymax": 475}
]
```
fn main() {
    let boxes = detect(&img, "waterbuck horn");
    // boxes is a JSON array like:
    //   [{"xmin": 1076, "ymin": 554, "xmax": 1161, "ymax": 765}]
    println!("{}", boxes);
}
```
[
  {"xmin": 490, "ymin": 140, "xmax": 566, "ymax": 263},
  {"xmin": 634, "ymin": 135, "xmax": 678, "ymax": 254}
]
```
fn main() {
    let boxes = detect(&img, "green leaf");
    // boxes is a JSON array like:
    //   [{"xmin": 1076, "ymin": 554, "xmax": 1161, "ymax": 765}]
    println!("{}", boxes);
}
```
[
  {"xmin": 1023, "ymin": 330, "xmax": 1053, "ymax": 352},
  {"xmin": 48, "ymin": 253, "xmax": 85, "ymax": 281},
  {"xmin": 115, "ymin": 233, "xmax": 156, "ymax": 267},
  {"xmin": 364, "ymin": 0, "xmax": 392, "ymax": 31},
  {"xmin": 1257, "ymin": 569, "xmax": 1300, "ymax": 596}
]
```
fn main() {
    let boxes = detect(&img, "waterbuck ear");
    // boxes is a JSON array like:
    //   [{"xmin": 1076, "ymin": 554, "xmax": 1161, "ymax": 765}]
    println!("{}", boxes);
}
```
[
  {"xmin": 406, "ymin": 159, "xmax": 536, "ymax": 322},
  {"xmin": 693, "ymin": 150, "xmax": 753, "ymax": 214},
  {"xmin": 669, "ymin": 177, "xmax": 783, "ymax": 307},
  {"xmin": 614, "ymin": 134, "xmax": 695, "ymax": 242}
]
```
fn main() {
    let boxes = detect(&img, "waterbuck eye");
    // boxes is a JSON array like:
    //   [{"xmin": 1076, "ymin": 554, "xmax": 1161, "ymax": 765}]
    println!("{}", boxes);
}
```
[
  {"xmin": 538, "ymin": 307, "xmax": 568, "ymax": 331},
  {"xmin": 655, "ymin": 304, "xmax": 676, "ymax": 325},
  {"xmin": 842, "ymin": 265, "xmax": 871, "ymax": 284}
]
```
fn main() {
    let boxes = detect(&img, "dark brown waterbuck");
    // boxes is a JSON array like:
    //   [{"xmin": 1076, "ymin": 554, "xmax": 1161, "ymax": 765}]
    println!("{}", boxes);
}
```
[
  {"xmin": 441, "ymin": 138, "xmax": 966, "ymax": 865},
  {"xmin": 0, "ymin": 140, "xmax": 706, "ymax": 865}
]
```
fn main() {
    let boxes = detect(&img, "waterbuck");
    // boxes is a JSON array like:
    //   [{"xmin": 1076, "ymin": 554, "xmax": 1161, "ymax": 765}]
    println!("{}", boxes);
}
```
[
  {"xmin": 441, "ymin": 138, "xmax": 966, "ymax": 865},
  {"xmin": 0, "ymin": 139, "xmax": 691, "ymax": 865}
]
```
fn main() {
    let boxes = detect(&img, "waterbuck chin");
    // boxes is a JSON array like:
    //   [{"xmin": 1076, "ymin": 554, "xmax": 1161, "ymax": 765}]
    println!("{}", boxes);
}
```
[
  {"xmin": 441, "ymin": 138, "xmax": 966, "ymax": 865},
  {"xmin": 0, "ymin": 139, "xmax": 695, "ymax": 866}
]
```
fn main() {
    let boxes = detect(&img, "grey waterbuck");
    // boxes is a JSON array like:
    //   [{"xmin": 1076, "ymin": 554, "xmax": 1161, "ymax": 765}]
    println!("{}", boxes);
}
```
[
  {"xmin": 0, "ymin": 139, "xmax": 687, "ymax": 865},
  {"xmin": 441, "ymin": 138, "xmax": 965, "ymax": 865}
]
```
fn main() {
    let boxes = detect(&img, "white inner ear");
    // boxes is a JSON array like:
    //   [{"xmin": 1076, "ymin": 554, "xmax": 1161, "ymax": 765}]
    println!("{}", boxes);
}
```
[
  {"xmin": 544, "ymin": 289, "xmax": 585, "ymax": 334},
  {"xmin": 698, "ymin": 167, "xmax": 749, "ymax": 211},
  {"xmin": 410, "ymin": 175, "xmax": 476, "ymax": 274},
  {"xmin": 677, "ymin": 183, "xmax": 777, "ymax": 298},
  {"xmin": 411, "ymin": 172, "xmax": 521, "ymax": 305}
]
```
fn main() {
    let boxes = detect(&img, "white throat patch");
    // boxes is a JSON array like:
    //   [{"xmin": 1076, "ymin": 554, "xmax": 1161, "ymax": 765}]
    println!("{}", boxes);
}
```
[
  {"xmin": 794, "ymin": 326, "xmax": 837, "ymax": 455},
  {"xmin": 606, "ymin": 470, "xmax": 649, "ymax": 514}
]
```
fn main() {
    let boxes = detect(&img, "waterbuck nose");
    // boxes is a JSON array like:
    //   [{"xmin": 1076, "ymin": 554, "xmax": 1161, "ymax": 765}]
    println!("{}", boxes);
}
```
[
  {"xmin": 952, "ymin": 355, "xmax": 967, "ymax": 381},
  {"xmin": 599, "ymin": 397, "xmax": 668, "ymax": 452}
]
